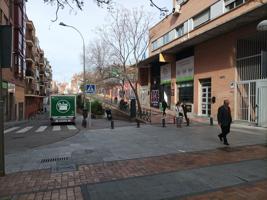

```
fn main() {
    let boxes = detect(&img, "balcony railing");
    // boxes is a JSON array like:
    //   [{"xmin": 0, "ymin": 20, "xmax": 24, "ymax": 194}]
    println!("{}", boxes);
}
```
[{"xmin": 25, "ymin": 69, "xmax": 34, "ymax": 79}]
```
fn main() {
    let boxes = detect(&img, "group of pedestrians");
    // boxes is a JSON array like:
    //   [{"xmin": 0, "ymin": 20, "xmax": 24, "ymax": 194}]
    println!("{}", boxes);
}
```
[
  {"xmin": 162, "ymin": 99, "xmax": 232, "ymax": 146},
  {"xmin": 161, "ymin": 99, "xmax": 189, "ymax": 128}
]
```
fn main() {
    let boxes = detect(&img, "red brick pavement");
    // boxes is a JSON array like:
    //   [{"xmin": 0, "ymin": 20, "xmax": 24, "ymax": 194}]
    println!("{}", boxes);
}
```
[
  {"xmin": 0, "ymin": 144, "xmax": 266, "ymax": 199},
  {"xmin": 181, "ymin": 179, "xmax": 267, "ymax": 200}
]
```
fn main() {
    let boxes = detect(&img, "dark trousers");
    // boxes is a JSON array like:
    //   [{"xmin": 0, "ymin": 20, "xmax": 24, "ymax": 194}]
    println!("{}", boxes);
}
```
[
  {"xmin": 162, "ymin": 108, "xmax": 166, "ymax": 116},
  {"xmin": 219, "ymin": 124, "xmax": 230, "ymax": 143}
]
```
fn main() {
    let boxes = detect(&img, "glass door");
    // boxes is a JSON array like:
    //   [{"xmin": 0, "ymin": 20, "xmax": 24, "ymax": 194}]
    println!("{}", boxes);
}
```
[{"xmin": 201, "ymin": 86, "xmax": 211, "ymax": 116}]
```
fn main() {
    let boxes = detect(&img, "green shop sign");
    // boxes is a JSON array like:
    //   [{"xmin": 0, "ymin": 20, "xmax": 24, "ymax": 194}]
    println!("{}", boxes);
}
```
[{"xmin": 1, "ymin": 81, "xmax": 8, "ymax": 89}]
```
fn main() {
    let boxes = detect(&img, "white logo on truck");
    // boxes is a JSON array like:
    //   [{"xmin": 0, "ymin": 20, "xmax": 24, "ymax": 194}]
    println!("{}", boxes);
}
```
[{"xmin": 56, "ymin": 100, "xmax": 70, "ymax": 113}]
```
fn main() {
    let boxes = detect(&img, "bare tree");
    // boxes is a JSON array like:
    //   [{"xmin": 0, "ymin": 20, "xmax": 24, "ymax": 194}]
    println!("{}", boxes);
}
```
[
  {"xmin": 85, "ymin": 38, "xmax": 111, "ymax": 80},
  {"xmin": 41, "ymin": 0, "xmax": 168, "ymax": 21},
  {"xmin": 98, "ymin": 6, "xmax": 154, "ymax": 113}
]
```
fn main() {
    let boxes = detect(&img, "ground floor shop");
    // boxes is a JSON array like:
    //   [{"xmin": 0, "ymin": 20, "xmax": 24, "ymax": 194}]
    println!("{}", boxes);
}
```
[
  {"xmin": 1, "ymin": 81, "xmax": 25, "ymax": 121},
  {"xmin": 138, "ymin": 21, "xmax": 267, "ymax": 127},
  {"xmin": 25, "ymin": 96, "xmax": 43, "ymax": 119}
]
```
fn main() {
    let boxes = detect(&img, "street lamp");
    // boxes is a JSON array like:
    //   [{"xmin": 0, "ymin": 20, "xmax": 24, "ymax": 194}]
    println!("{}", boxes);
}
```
[{"xmin": 59, "ymin": 22, "xmax": 89, "ymax": 127}]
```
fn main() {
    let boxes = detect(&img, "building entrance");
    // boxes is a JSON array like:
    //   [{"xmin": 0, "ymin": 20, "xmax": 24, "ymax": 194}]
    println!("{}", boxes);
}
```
[{"xmin": 200, "ymin": 79, "xmax": 211, "ymax": 116}]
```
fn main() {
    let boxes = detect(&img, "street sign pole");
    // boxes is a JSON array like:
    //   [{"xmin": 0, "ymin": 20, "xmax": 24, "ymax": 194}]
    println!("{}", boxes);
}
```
[{"xmin": 89, "ymin": 98, "xmax": 91, "ymax": 128}]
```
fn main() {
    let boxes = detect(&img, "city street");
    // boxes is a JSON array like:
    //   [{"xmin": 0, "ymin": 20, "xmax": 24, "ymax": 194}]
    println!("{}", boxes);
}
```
[{"xmin": 0, "ymin": 119, "xmax": 266, "ymax": 200}]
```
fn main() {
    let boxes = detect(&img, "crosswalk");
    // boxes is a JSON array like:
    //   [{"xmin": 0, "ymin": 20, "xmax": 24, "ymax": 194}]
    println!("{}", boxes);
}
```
[{"xmin": 4, "ymin": 125, "xmax": 77, "ymax": 134}]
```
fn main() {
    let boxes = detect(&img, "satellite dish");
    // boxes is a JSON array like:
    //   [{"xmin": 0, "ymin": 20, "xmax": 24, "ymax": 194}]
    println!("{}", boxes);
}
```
[{"xmin": 257, "ymin": 20, "xmax": 267, "ymax": 31}]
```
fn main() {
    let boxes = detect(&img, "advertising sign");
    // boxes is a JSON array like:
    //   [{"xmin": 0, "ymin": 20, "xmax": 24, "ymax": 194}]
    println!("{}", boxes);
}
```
[
  {"xmin": 151, "ymin": 90, "xmax": 159, "ymax": 107},
  {"xmin": 176, "ymin": 56, "xmax": 194, "ymax": 82},
  {"xmin": 160, "ymin": 64, "xmax": 171, "ymax": 85}
]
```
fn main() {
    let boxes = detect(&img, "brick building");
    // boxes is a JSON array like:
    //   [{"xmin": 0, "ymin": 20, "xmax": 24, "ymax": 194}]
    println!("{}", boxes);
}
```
[
  {"xmin": 138, "ymin": 0, "xmax": 267, "ymax": 127},
  {"xmin": 1, "ymin": 0, "xmax": 26, "ymax": 121},
  {"xmin": 1, "ymin": 0, "xmax": 53, "ymax": 120}
]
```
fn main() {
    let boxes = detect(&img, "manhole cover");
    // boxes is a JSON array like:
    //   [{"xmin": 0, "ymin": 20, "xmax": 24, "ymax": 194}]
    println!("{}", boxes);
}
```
[{"xmin": 41, "ymin": 157, "xmax": 69, "ymax": 163}]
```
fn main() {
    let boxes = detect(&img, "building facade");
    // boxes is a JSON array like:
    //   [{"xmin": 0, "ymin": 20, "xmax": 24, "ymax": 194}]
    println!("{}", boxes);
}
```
[
  {"xmin": 25, "ymin": 19, "xmax": 52, "ymax": 118},
  {"xmin": 138, "ymin": 0, "xmax": 267, "ymax": 126},
  {"xmin": 1, "ymin": 1, "xmax": 53, "ymax": 121},
  {"xmin": 1, "ymin": 0, "xmax": 26, "ymax": 121}
]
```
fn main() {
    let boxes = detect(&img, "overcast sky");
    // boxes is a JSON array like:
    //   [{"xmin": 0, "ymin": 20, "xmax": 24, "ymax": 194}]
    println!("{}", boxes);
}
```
[{"xmin": 26, "ymin": 0, "xmax": 172, "ymax": 83}]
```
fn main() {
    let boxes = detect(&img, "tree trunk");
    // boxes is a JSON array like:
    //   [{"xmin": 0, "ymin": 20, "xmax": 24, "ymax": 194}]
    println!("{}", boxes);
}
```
[{"xmin": 127, "ymin": 77, "xmax": 142, "ymax": 114}]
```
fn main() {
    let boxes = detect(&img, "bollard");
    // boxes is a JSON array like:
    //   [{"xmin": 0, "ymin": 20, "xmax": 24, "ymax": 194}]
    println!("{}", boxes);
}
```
[
  {"xmin": 111, "ymin": 120, "xmax": 114, "ymax": 129},
  {"xmin": 162, "ymin": 118, "xmax": 166, "ymax": 127},
  {"xmin": 210, "ymin": 117, "xmax": 213, "ymax": 126},
  {"xmin": 137, "ymin": 120, "xmax": 140, "ymax": 128}
]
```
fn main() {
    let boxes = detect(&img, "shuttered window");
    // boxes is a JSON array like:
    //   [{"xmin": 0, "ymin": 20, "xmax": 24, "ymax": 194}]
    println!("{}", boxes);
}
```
[{"xmin": 193, "ymin": 9, "xmax": 210, "ymax": 28}]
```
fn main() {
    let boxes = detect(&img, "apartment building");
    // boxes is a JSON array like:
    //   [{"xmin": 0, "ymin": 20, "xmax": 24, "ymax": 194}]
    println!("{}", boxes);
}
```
[
  {"xmin": 138, "ymin": 0, "xmax": 267, "ymax": 127},
  {"xmin": 25, "ymin": 19, "xmax": 53, "ymax": 118},
  {"xmin": 1, "ymin": 0, "xmax": 26, "ymax": 121}
]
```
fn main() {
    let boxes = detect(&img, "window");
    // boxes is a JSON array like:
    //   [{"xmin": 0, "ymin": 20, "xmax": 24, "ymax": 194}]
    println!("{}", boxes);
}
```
[
  {"xmin": 193, "ymin": 9, "xmax": 210, "ymax": 28},
  {"xmin": 176, "ymin": 0, "xmax": 188, "ymax": 5},
  {"xmin": 163, "ymin": 33, "xmax": 170, "ymax": 45},
  {"xmin": 225, "ymin": 0, "xmax": 247, "ymax": 11},
  {"xmin": 176, "ymin": 25, "xmax": 184, "ymax": 38}
]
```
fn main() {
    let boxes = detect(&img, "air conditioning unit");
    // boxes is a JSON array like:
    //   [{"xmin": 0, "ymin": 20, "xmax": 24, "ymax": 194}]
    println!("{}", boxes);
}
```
[{"xmin": 173, "ymin": 4, "xmax": 181, "ymax": 16}]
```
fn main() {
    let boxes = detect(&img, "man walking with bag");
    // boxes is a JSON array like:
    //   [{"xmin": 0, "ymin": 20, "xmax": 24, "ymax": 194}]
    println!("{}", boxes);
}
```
[{"xmin": 217, "ymin": 99, "xmax": 232, "ymax": 145}]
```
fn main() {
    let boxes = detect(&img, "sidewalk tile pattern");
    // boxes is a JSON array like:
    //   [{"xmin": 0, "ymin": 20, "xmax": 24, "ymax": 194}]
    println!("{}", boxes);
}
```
[{"xmin": 0, "ymin": 144, "xmax": 266, "ymax": 198}]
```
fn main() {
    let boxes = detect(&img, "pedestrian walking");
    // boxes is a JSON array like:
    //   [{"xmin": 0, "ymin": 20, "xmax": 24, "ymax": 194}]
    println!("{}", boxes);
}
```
[
  {"xmin": 182, "ymin": 102, "xmax": 189, "ymax": 126},
  {"xmin": 175, "ymin": 101, "xmax": 184, "ymax": 128},
  {"xmin": 162, "ymin": 99, "xmax": 168, "ymax": 116},
  {"xmin": 217, "ymin": 99, "xmax": 232, "ymax": 145}
]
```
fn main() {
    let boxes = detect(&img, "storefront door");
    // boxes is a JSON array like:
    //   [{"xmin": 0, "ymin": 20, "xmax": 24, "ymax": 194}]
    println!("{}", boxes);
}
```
[{"xmin": 201, "ymin": 85, "xmax": 211, "ymax": 116}]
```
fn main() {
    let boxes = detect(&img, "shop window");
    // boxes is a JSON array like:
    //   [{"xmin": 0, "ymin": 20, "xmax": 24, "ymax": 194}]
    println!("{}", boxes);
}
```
[
  {"xmin": 193, "ymin": 9, "xmax": 210, "ymax": 28},
  {"xmin": 178, "ymin": 84, "xmax": 193, "ymax": 103}
]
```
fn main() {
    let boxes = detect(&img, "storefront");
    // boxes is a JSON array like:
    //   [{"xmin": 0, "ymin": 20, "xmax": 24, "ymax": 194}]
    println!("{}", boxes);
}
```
[
  {"xmin": 160, "ymin": 64, "xmax": 171, "ymax": 106},
  {"xmin": 176, "ymin": 56, "xmax": 194, "ymax": 113}
]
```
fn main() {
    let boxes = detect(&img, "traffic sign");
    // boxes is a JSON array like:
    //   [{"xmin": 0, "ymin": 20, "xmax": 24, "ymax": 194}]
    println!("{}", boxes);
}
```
[{"xmin": 85, "ymin": 84, "xmax": 96, "ymax": 94}]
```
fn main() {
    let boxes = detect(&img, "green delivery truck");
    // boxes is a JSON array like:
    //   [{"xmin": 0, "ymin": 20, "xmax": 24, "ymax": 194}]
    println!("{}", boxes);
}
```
[{"xmin": 50, "ymin": 95, "xmax": 76, "ymax": 125}]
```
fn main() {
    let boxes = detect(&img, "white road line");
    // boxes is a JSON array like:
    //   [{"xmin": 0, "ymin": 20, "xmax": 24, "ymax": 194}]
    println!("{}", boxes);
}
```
[
  {"xmin": 16, "ymin": 126, "xmax": 33, "ymax": 133},
  {"xmin": 4, "ymin": 127, "xmax": 20, "ymax": 134},
  {"xmin": 178, "ymin": 150, "xmax": 186, "ymax": 153},
  {"xmin": 52, "ymin": 126, "xmax": 61, "ymax": 131},
  {"xmin": 35, "ymin": 126, "xmax": 48, "ymax": 133},
  {"xmin": 67, "ymin": 125, "xmax": 77, "ymax": 130}
]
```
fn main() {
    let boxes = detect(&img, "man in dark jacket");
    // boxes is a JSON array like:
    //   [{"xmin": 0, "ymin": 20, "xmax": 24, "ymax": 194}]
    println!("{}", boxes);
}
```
[{"xmin": 217, "ymin": 99, "xmax": 232, "ymax": 145}]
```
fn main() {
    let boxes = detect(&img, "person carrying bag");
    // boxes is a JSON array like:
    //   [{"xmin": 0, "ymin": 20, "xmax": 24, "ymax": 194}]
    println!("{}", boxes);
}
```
[{"xmin": 175, "ymin": 101, "xmax": 184, "ymax": 128}]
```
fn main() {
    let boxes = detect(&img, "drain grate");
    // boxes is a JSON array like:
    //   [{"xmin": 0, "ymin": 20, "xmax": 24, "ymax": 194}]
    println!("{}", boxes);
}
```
[{"xmin": 41, "ymin": 157, "xmax": 69, "ymax": 163}]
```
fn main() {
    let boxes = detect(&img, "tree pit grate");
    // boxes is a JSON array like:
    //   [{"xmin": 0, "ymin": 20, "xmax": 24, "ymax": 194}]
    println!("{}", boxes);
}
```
[{"xmin": 41, "ymin": 157, "xmax": 69, "ymax": 163}]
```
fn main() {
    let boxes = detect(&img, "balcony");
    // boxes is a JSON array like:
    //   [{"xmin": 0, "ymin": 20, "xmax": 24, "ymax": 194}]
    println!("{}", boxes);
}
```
[
  {"xmin": 26, "ymin": 52, "xmax": 34, "ymax": 63},
  {"xmin": 25, "ymin": 69, "xmax": 34, "ymax": 80},
  {"xmin": 39, "ymin": 57, "xmax": 44, "ymax": 66}
]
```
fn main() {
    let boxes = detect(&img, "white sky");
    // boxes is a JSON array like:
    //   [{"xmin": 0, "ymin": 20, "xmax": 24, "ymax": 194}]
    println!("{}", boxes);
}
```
[{"xmin": 26, "ymin": 0, "xmax": 172, "ymax": 83}]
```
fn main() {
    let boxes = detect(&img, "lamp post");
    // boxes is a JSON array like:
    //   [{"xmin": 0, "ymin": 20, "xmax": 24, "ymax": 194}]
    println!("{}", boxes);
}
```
[{"xmin": 59, "ymin": 22, "xmax": 89, "ymax": 127}]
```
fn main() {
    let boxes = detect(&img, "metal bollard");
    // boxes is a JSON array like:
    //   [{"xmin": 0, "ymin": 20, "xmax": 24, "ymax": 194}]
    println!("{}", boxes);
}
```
[
  {"xmin": 111, "ymin": 120, "xmax": 114, "ymax": 129},
  {"xmin": 162, "ymin": 118, "xmax": 166, "ymax": 127},
  {"xmin": 137, "ymin": 120, "xmax": 140, "ymax": 128},
  {"xmin": 210, "ymin": 117, "xmax": 213, "ymax": 126}
]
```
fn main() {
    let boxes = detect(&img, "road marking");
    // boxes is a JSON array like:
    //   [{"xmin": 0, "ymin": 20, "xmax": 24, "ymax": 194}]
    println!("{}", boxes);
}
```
[
  {"xmin": 16, "ymin": 126, "xmax": 33, "ymax": 133},
  {"xmin": 35, "ymin": 126, "xmax": 48, "ymax": 133},
  {"xmin": 178, "ymin": 150, "xmax": 186, "ymax": 153},
  {"xmin": 67, "ymin": 125, "xmax": 77, "ymax": 130},
  {"xmin": 52, "ymin": 126, "xmax": 61, "ymax": 131},
  {"xmin": 4, "ymin": 127, "xmax": 20, "ymax": 134}
]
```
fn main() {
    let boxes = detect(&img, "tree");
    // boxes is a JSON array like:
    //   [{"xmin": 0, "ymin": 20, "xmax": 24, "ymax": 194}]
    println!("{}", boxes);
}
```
[
  {"xmin": 85, "ymin": 38, "xmax": 111, "ymax": 80},
  {"xmin": 97, "ymin": 6, "xmax": 154, "ymax": 114},
  {"xmin": 42, "ymin": 0, "xmax": 169, "ymax": 21}
]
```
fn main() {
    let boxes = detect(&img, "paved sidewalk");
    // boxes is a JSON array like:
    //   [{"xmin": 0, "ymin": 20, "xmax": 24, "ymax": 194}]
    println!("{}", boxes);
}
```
[{"xmin": 0, "ymin": 144, "xmax": 267, "ymax": 199}]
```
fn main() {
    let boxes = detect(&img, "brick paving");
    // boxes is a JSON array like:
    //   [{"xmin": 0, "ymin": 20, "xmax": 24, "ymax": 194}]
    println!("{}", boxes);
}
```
[
  {"xmin": 0, "ymin": 144, "xmax": 266, "ymax": 199},
  {"xmin": 181, "ymin": 179, "xmax": 267, "ymax": 200}
]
